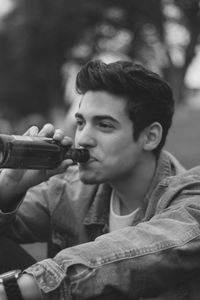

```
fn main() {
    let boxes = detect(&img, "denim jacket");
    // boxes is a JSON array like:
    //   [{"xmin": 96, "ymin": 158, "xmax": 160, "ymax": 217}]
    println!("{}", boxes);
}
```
[{"xmin": 1, "ymin": 150, "xmax": 200, "ymax": 299}]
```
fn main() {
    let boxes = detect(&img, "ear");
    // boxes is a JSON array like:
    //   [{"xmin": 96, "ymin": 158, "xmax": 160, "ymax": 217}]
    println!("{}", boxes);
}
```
[{"xmin": 142, "ymin": 122, "xmax": 163, "ymax": 151}]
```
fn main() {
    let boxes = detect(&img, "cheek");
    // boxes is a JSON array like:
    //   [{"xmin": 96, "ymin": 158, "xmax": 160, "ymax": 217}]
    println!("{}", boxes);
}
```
[
  {"xmin": 74, "ymin": 132, "xmax": 79, "ymax": 146},
  {"xmin": 102, "ymin": 135, "xmax": 136, "ymax": 160}
]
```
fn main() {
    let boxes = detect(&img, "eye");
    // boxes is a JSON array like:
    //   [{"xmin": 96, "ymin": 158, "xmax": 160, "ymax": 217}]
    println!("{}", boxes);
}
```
[
  {"xmin": 98, "ymin": 122, "xmax": 114, "ymax": 131},
  {"xmin": 76, "ymin": 118, "xmax": 85, "ymax": 130}
]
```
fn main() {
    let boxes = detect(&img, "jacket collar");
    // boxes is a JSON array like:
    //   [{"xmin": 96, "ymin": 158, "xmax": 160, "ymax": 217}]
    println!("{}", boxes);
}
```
[
  {"xmin": 143, "ymin": 150, "xmax": 185, "ymax": 204},
  {"xmin": 84, "ymin": 183, "xmax": 111, "ymax": 226}
]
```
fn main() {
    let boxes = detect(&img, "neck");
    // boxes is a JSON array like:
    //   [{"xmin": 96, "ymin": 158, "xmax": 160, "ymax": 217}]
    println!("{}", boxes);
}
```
[{"xmin": 110, "ymin": 153, "xmax": 157, "ymax": 215}]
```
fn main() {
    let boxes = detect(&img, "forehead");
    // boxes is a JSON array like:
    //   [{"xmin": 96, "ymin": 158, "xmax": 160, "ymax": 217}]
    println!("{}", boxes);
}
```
[{"xmin": 77, "ymin": 91, "xmax": 128, "ymax": 119}]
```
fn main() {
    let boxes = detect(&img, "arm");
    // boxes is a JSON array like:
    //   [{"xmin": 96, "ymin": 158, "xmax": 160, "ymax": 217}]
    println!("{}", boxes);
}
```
[
  {"xmin": 1, "ymin": 194, "xmax": 199, "ymax": 300},
  {"xmin": 0, "ymin": 124, "xmax": 73, "ymax": 212},
  {"xmin": 0, "ymin": 178, "xmax": 59, "ymax": 242},
  {"xmin": 24, "ymin": 195, "xmax": 200, "ymax": 299},
  {"xmin": 0, "ymin": 124, "xmax": 73, "ymax": 243}
]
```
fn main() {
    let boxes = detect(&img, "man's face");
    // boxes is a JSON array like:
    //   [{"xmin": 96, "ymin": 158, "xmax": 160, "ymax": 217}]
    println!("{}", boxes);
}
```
[{"xmin": 74, "ymin": 91, "xmax": 145, "ymax": 184}]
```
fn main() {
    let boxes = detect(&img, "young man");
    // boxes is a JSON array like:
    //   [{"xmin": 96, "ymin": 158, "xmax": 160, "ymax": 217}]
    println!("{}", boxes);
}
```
[{"xmin": 1, "ymin": 60, "xmax": 200, "ymax": 299}]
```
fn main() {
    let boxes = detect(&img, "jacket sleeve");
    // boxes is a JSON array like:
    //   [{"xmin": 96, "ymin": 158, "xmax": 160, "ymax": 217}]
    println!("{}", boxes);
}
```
[
  {"xmin": 25, "ymin": 192, "xmax": 200, "ymax": 300},
  {"xmin": 0, "ymin": 176, "xmax": 65, "ymax": 243}
]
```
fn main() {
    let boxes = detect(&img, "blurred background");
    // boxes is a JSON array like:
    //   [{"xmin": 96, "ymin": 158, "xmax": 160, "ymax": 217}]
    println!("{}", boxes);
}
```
[{"xmin": 0, "ymin": 0, "xmax": 200, "ymax": 170}]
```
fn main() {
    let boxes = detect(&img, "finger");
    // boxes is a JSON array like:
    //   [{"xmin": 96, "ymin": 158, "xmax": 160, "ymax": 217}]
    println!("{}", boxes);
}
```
[
  {"xmin": 58, "ymin": 159, "xmax": 74, "ymax": 169},
  {"xmin": 61, "ymin": 136, "xmax": 73, "ymax": 147},
  {"xmin": 53, "ymin": 129, "xmax": 65, "ymax": 141},
  {"xmin": 53, "ymin": 130, "xmax": 73, "ymax": 147},
  {"xmin": 38, "ymin": 123, "xmax": 55, "ymax": 137},
  {"xmin": 23, "ymin": 126, "xmax": 39, "ymax": 136},
  {"xmin": 47, "ymin": 159, "xmax": 74, "ymax": 176}
]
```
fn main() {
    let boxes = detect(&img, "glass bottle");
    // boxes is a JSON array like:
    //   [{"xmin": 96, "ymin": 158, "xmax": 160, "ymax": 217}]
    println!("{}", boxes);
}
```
[{"xmin": 0, "ymin": 134, "xmax": 89, "ymax": 169}]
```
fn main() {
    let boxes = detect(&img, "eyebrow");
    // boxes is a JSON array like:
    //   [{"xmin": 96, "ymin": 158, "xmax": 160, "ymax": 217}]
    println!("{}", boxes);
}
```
[{"xmin": 75, "ymin": 112, "xmax": 120, "ymax": 124}]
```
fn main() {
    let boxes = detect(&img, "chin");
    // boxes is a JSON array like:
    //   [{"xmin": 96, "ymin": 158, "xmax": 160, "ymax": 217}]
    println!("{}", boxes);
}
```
[
  {"xmin": 79, "ymin": 172, "xmax": 105, "ymax": 185},
  {"xmin": 79, "ymin": 175, "xmax": 101, "ymax": 185},
  {"xmin": 80, "ymin": 178, "xmax": 98, "ymax": 185}
]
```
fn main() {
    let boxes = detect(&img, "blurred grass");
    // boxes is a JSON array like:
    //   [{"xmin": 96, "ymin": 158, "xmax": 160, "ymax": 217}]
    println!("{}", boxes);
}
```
[{"xmin": 22, "ymin": 106, "xmax": 200, "ymax": 261}]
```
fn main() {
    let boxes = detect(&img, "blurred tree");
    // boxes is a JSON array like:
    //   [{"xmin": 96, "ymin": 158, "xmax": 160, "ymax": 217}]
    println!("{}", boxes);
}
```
[
  {"xmin": 0, "ymin": 0, "xmax": 105, "ymax": 120},
  {"xmin": 0, "ymin": 0, "xmax": 199, "ymax": 122},
  {"xmin": 68, "ymin": 0, "xmax": 165, "ymax": 67},
  {"xmin": 76, "ymin": 0, "xmax": 200, "ymax": 104},
  {"xmin": 162, "ymin": 0, "xmax": 200, "ymax": 103}
]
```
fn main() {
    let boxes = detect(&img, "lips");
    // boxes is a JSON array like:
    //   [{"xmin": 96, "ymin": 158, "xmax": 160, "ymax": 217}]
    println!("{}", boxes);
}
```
[
  {"xmin": 80, "ymin": 156, "xmax": 97, "ymax": 164},
  {"xmin": 86, "ymin": 153, "xmax": 97, "ymax": 161}
]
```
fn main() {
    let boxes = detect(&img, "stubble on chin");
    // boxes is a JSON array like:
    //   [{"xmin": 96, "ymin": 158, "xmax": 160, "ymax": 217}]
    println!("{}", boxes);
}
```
[
  {"xmin": 78, "ymin": 171, "xmax": 105, "ymax": 185},
  {"xmin": 80, "ymin": 178, "xmax": 97, "ymax": 185},
  {"xmin": 78, "ymin": 163, "xmax": 106, "ymax": 184}
]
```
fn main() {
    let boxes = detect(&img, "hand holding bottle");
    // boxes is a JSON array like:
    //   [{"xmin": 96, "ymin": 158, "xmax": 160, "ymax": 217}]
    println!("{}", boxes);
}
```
[{"xmin": 0, "ymin": 124, "xmax": 74, "ymax": 211}]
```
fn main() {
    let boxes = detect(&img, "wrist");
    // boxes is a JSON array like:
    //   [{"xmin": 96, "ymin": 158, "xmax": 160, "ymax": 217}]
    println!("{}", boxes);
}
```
[
  {"xmin": 0, "ymin": 270, "xmax": 42, "ymax": 300},
  {"xmin": 0, "ymin": 269, "xmax": 24, "ymax": 300},
  {"xmin": 0, "ymin": 193, "xmax": 24, "ymax": 213},
  {"xmin": 0, "ymin": 170, "xmax": 26, "ymax": 211},
  {"xmin": 18, "ymin": 273, "xmax": 42, "ymax": 300},
  {"xmin": 0, "ymin": 283, "xmax": 7, "ymax": 300}
]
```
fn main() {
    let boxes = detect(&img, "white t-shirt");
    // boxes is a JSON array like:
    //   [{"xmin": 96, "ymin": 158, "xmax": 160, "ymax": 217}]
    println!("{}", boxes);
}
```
[{"xmin": 109, "ymin": 190, "xmax": 140, "ymax": 232}]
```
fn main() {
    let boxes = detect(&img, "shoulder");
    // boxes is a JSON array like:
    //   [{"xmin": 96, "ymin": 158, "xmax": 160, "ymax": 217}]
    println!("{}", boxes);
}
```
[
  {"xmin": 168, "ymin": 165, "xmax": 200, "ymax": 187},
  {"xmin": 156, "ymin": 165, "xmax": 200, "ymax": 212},
  {"xmin": 161, "ymin": 150, "xmax": 186, "ymax": 175}
]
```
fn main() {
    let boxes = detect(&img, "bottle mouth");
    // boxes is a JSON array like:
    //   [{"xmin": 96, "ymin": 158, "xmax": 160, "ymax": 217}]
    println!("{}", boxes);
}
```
[
  {"xmin": 66, "ymin": 148, "xmax": 90, "ymax": 163},
  {"xmin": 74, "ymin": 148, "xmax": 90, "ymax": 163}
]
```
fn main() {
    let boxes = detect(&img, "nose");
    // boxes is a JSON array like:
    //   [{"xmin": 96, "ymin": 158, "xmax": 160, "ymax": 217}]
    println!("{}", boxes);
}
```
[{"xmin": 75, "ymin": 126, "xmax": 96, "ymax": 149}]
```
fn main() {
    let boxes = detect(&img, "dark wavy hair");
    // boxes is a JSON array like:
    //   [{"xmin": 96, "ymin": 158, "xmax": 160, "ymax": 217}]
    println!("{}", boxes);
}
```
[{"xmin": 76, "ymin": 60, "xmax": 175, "ymax": 155}]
